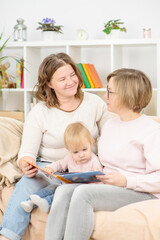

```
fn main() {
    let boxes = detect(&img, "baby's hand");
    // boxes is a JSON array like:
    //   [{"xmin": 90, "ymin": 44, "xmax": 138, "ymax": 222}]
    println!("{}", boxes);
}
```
[{"xmin": 43, "ymin": 167, "xmax": 54, "ymax": 175}]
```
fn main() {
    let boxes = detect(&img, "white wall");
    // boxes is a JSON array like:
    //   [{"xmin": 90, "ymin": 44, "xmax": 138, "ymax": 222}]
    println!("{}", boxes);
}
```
[{"xmin": 1, "ymin": 0, "xmax": 160, "ymax": 41}]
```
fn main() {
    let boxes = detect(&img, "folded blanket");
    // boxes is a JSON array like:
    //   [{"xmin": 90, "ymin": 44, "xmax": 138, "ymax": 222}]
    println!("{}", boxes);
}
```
[{"xmin": 0, "ymin": 117, "xmax": 24, "ymax": 189}]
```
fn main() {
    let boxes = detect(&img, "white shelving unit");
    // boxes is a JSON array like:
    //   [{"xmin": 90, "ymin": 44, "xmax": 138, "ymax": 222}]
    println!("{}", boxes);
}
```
[{"xmin": 0, "ymin": 39, "xmax": 159, "ymax": 119}]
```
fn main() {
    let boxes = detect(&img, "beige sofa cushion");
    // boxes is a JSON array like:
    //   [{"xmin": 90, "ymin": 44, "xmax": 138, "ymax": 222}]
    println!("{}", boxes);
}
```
[
  {"xmin": 91, "ymin": 199, "xmax": 160, "ymax": 240},
  {"xmin": 0, "ymin": 117, "xmax": 23, "ymax": 189}
]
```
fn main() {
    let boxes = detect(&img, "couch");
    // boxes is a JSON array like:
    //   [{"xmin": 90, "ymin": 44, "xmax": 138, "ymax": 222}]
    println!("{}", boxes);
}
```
[{"xmin": 0, "ymin": 116, "xmax": 160, "ymax": 240}]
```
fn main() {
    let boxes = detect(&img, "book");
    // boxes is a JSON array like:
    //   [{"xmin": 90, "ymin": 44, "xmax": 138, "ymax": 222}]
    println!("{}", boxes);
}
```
[
  {"xmin": 21, "ymin": 71, "xmax": 24, "ymax": 88},
  {"xmin": 59, "ymin": 171, "xmax": 104, "ymax": 183},
  {"xmin": 81, "ymin": 81, "xmax": 85, "ymax": 88},
  {"xmin": 16, "ymin": 60, "xmax": 22, "ymax": 88},
  {"xmin": 86, "ymin": 64, "xmax": 103, "ymax": 88},
  {"xmin": 20, "ymin": 58, "xmax": 24, "ymax": 88},
  {"xmin": 82, "ymin": 63, "xmax": 95, "ymax": 88},
  {"xmin": 24, "ymin": 160, "xmax": 104, "ymax": 184},
  {"xmin": 16, "ymin": 58, "xmax": 24, "ymax": 88},
  {"xmin": 77, "ymin": 63, "xmax": 91, "ymax": 88}
]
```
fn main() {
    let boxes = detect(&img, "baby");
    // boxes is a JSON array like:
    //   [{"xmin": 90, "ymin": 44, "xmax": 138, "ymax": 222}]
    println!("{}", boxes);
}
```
[{"xmin": 21, "ymin": 122, "xmax": 102, "ymax": 213}]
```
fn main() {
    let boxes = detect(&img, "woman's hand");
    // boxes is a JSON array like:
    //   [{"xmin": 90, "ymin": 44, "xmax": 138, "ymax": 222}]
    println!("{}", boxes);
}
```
[
  {"xmin": 96, "ymin": 171, "xmax": 127, "ymax": 187},
  {"xmin": 19, "ymin": 157, "xmax": 38, "ymax": 178}
]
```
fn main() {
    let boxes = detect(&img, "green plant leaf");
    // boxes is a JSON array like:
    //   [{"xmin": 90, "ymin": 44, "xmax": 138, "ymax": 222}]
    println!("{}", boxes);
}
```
[
  {"xmin": 103, "ymin": 19, "xmax": 127, "ymax": 34},
  {"xmin": 0, "ymin": 34, "xmax": 10, "ymax": 53},
  {"xmin": 103, "ymin": 27, "xmax": 111, "ymax": 35},
  {"xmin": 0, "ymin": 33, "xmax": 27, "ymax": 90}
]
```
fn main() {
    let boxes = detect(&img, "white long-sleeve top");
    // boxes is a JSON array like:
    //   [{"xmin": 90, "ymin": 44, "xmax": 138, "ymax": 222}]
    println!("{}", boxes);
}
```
[
  {"xmin": 18, "ymin": 92, "xmax": 110, "ymax": 164},
  {"xmin": 45, "ymin": 152, "xmax": 103, "ymax": 173},
  {"xmin": 98, "ymin": 114, "xmax": 160, "ymax": 198}
]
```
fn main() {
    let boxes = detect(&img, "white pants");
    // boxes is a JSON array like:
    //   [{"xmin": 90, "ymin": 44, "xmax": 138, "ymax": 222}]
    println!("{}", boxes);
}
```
[{"xmin": 45, "ymin": 184, "xmax": 156, "ymax": 240}]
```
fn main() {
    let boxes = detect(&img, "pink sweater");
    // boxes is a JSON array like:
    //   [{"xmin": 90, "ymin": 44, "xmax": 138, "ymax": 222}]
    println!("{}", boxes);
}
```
[
  {"xmin": 98, "ymin": 114, "xmax": 160, "ymax": 198},
  {"xmin": 46, "ymin": 152, "xmax": 103, "ymax": 173}
]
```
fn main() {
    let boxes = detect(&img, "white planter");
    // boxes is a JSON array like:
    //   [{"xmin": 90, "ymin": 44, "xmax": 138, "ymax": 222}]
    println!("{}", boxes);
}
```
[
  {"xmin": 105, "ymin": 30, "xmax": 121, "ymax": 39},
  {"xmin": 42, "ymin": 31, "xmax": 59, "ymax": 41},
  {"xmin": 111, "ymin": 29, "xmax": 120, "ymax": 38}
]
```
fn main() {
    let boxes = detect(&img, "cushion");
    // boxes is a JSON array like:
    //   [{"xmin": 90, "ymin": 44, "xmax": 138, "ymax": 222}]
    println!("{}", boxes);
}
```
[
  {"xmin": 0, "ymin": 117, "xmax": 23, "ymax": 189},
  {"xmin": 91, "ymin": 199, "xmax": 160, "ymax": 240}
]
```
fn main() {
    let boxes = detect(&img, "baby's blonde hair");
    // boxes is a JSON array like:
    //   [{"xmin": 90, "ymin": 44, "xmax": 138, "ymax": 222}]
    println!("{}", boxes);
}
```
[{"xmin": 64, "ymin": 122, "xmax": 94, "ymax": 150}]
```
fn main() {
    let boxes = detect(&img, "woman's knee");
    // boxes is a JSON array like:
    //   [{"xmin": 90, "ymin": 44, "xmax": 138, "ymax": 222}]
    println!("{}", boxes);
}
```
[
  {"xmin": 54, "ymin": 184, "xmax": 78, "ymax": 200},
  {"xmin": 70, "ymin": 184, "xmax": 92, "ymax": 203}
]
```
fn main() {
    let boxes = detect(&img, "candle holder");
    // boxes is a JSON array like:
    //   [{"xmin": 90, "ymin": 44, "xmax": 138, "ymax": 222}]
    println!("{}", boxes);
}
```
[{"xmin": 14, "ymin": 18, "xmax": 27, "ymax": 41}]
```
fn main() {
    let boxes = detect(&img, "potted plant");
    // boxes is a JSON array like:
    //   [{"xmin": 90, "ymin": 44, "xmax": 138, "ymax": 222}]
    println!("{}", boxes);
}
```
[
  {"xmin": 37, "ymin": 18, "xmax": 63, "ymax": 41},
  {"xmin": 0, "ymin": 33, "xmax": 22, "ymax": 91},
  {"xmin": 103, "ymin": 19, "xmax": 127, "ymax": 38}
]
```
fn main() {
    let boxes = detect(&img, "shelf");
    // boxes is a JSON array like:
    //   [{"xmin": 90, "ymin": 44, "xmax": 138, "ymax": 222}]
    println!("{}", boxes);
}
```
[
  {"xmin": 1, "ymin": 88, "xmax": 24, "ymax": 92},
  {"xmin": 1, "ymin": 39, "xmax": 159, "ymax": 118},
  {"xmin": 6, "ymin": 39, "xmax": 160, "ymax": 47},
  {"xmin": 82, "ymin": 88, "xmax": 106, "ymax": 92}
]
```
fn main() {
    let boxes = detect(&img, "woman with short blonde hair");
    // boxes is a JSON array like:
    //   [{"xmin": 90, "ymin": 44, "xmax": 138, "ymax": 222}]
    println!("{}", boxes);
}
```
[
  {"xmin": 107, "ymin": 68, "xmax": 152, "ymax": 112},
  {"xmin": 46, "ymin": 68, "xmax": 160, "ymax": 240}
]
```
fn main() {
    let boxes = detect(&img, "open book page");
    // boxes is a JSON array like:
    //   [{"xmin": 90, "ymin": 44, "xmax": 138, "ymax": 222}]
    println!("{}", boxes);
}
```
[
  {"xmin": 59, "ymin": 171, "xmax": 104, "ymax": 183},
  {"xmin": 24, "ymin": 160, "xmax": 104, "ymax": 184}
]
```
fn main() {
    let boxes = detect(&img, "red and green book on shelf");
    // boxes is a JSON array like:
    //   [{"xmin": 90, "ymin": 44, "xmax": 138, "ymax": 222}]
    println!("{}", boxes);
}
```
[
  {"xmin": 77, "ymin": 63, "xmax": 103, "ymax": 88},
  {"xmin": 77, "ymin": 63, "xmax": 91, "ymax": 88},
  {"xmin": 82, "ymin": 63, "xmax": 95, "ymax": 88}
]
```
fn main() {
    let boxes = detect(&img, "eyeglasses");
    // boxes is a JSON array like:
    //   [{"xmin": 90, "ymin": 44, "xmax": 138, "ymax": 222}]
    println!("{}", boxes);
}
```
[{"xmin": 106, "ymin": 85, "xmax": 116, "ymax": 98}]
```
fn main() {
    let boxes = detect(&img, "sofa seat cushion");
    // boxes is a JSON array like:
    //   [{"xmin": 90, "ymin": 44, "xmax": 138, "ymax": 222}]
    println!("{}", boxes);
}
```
[{"xmin": 91, "ymin": 199, "xmax": 160, "ymax": 240}]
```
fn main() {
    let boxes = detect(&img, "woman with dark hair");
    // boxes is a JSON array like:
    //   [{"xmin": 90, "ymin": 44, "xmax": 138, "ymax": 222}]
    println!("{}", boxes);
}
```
[{"xmin": 0, "ymin": 53, "xmax": 109, "ymax": 240}]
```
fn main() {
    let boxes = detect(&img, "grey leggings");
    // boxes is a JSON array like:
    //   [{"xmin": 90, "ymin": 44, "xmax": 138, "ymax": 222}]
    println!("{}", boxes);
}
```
[{"xmin": 45, "ymin": 184, "xmax": 157, "ymax": 240}]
